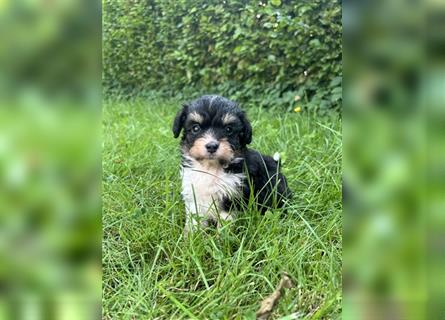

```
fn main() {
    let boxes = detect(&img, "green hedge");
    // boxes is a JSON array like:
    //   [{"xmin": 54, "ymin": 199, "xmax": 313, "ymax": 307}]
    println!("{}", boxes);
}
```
[{"xmin": 103, "ymin": 0, "xmax": 342, "ymax": 111}]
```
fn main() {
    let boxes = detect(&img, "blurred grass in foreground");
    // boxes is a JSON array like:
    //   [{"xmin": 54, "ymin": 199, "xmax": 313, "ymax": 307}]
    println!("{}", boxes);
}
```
[
  {"xmin": 344, "ymin": 0, "xmax": 445, "ymax": 319},
  {"xmin": 0, "ymin": 0, "xmax": 101, "ymax": 319}
]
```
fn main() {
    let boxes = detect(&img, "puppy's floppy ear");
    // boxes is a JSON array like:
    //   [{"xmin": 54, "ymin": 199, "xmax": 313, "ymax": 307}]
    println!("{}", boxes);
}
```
[
  {"xmin": 239, "ymin": 111, "xmax": 252, "ymax": 145},
  {"xmin": 172, "ymin": 104, "xmax": 189, "ymax": 138}
]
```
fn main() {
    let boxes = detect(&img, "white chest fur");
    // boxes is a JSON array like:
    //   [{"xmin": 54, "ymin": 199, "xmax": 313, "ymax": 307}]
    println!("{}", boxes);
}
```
[{"xmin": 181, "ymin": 158, "xmax": 244, "ymax": 218}]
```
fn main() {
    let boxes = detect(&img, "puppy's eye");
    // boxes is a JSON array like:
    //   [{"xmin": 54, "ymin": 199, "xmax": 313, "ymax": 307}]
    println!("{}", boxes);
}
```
[
  {"xmin": 225, "ymin": 126, "xmax": 233, "ymax": 134},
  {"xmin": 191, "ymin": 124, "xmax": 201, "ymax": 133}
]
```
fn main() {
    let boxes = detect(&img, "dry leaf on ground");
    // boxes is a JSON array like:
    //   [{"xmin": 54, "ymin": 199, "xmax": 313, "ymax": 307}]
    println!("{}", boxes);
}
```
[{"xmin": 256, "ymin": 272, "xmax": 295, "ymax": 320}]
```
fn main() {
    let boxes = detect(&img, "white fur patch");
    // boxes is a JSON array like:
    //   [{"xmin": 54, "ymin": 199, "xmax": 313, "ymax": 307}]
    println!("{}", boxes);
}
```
[
  {"xmin": 181, "ymin": 156, "xmax": 244, "ymax": 224},
  {"xmin": 273, "ymin": 152, "xmax": 280, "ymax": 162}
]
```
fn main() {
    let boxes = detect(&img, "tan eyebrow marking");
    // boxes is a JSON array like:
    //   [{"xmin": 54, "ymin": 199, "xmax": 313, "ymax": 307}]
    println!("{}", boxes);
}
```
[
  {"xmin": 188, "ymin": 112, "xmax": 203, "ymax": 123},
  {"xmin": 222, "ymin": 114, "xmax": 237, "ymax": 125}
]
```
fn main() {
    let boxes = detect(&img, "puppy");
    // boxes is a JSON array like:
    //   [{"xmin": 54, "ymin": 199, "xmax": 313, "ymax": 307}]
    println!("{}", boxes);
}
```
[{"xmin": 172, "ymin": 95, "xmax": 291, "ymax": 235}]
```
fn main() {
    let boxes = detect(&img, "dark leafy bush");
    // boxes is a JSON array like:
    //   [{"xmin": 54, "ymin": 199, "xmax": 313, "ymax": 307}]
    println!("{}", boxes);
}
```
[{"xmin": 103, "ymin": 0, "xmax": 342, "ymax": 111}]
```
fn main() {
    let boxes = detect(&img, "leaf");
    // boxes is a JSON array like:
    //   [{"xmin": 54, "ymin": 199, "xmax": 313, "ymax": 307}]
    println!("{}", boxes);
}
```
[
  {"xmin": 270, "ymin": 0, "xmax": 282, "ymax": 6},
  {"xmin": 309, "ymin": 38, "xmax": 321, "ymax": 47},
  {"xmin": 329, "ymin": 76, "xmax": 342, "ymax": 87},
  {"xmin": 256, "ymin": 273, "xmax": 295, "ymax": 320}
]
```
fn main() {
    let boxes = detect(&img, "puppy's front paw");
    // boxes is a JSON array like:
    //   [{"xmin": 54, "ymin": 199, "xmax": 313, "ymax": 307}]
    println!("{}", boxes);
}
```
[
  {"xmin": 216, "ymin": 211, "xmax": 234, "ymax": 229},
  {"xmin": 183, "ymin": 215, "xmax": 210, "ymax": 238}
]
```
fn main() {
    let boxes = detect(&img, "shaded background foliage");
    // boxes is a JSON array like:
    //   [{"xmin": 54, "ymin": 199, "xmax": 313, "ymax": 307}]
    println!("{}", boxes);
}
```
[{"xmin": 103, "ymin": 0, "xmax": 341, "ymax": 111}]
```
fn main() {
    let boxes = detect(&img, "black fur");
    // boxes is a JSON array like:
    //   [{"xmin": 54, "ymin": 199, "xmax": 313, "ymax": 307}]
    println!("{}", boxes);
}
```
[
  {"xmin": 224, "ymin": 150, "xmax": 292, "ymax": 212},
  {"xmin": 173, "ymin": 95, "xmax": 292, "ymax": 213},
  {"xmin": 172, "ymin": 104, "xmax": 189, "ymax": 138}
]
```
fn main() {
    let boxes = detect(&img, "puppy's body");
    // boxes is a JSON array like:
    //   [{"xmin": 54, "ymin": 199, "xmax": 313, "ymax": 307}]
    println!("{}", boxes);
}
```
[
  {"xmin": 173, "ymin": 95, "xmax": 291, "ymax": 234},
  {"xmin": 223, "ymin": 149, "xmax": 291, "ymax": 212},
  {"xmin": 180, "ymin": 155, "xmax": 245, "ymax": 228}
]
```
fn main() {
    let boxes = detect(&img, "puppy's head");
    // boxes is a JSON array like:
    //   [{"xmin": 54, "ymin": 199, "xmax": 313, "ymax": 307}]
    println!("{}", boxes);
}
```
[{"xmin": 172, "ymin": 95, "xmax": 252, "ymax": 165}]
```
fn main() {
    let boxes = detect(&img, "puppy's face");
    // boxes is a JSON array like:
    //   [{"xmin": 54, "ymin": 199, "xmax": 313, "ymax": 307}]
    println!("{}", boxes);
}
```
[{"xmin": 172, "ymin": 96, "xmax": 252, "ymax": 165}]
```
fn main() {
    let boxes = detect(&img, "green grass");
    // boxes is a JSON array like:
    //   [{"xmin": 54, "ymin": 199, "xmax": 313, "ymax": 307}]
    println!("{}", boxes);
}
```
[{"xmin": 102, "ymin": 99, "xmax": 342, "ymax": 319}]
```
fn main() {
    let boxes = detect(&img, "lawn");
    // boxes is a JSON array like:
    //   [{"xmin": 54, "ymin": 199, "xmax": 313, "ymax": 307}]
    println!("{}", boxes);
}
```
[{"xmin": 102, "ymin": 98, "xmax": 342, "ymax": 319}]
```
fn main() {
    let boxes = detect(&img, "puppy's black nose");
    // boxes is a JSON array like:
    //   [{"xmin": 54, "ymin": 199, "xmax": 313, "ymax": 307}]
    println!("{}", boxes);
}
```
[{"xmin": 205, "ymin": 142, "xmax": 219, "ymax": 154}]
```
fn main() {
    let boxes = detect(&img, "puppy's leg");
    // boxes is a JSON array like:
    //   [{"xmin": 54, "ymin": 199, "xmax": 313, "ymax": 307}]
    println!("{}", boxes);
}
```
[
  {"xmin": 216, "ymin": 211, "xmax": 234, "ymax": 229},
  {"xmin": 184, "ymin": 197, "xmax": 216, "ymax": 237},
  {"xmin": 183, "ymin": 213, "xmax": 198, "ymax": 237},
  {"xmin": 184, "ymin": 213, "xmax": 214, "ymax": 236}
]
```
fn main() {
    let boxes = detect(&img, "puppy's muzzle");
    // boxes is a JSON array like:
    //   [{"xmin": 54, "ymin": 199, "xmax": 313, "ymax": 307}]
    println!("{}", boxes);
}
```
[{"xmin": 205, "ymin": 142, "xmax": 219, "ymax": 154}]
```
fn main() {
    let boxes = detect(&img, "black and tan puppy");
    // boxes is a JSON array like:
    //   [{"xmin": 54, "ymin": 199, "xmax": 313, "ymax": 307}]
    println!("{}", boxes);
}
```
[{"xmin": 173, "ymin": 95, "xmax": 291, "ymax": 235}]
